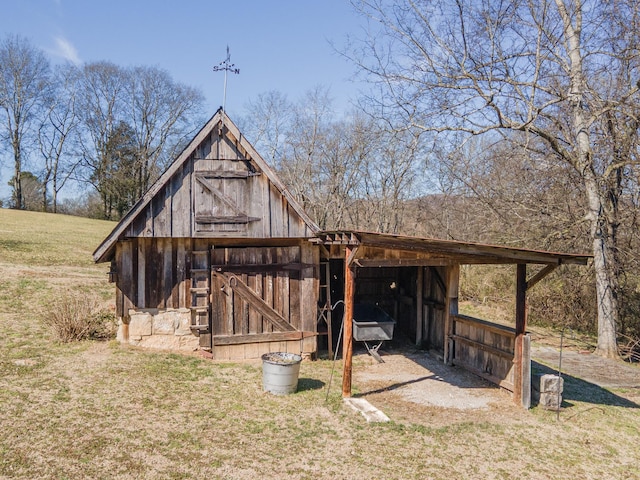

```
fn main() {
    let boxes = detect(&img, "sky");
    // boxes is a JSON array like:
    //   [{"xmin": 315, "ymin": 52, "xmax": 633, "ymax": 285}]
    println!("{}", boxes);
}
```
[{"xmin": 0, "ymin": 0, "xmax": 370, "ymax": 201}]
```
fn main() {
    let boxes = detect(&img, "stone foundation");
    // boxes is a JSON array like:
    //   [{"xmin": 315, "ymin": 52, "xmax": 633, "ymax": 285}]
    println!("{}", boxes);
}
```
[{"xmin": 117, "ymin": 308, "xmax": 199, "ymax": 352}]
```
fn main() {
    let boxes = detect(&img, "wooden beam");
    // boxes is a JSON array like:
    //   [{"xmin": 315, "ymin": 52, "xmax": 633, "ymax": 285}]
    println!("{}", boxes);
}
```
[
  {"xmin": 522, "ymin": 334, "xmax": 531, "ymax": 409},
  {"xmin": 346, "ymin": 245, "xmax": 359, "ymax": 267},
  {"xmin": 355, "ymin": 258, "xmax": 452, "ymax": 267},
  {"xmin": 212, "ymin": 331, "xmax": 315, "ymax": 346},
  {"xmin": 195, "ymin": 215, "xmax": 260, "ymax": 224},
  {"xmin": 342, "ymin": 245, "xmax": 356, "ymax": 398},
  {"xmin": 195, "ymin": 170, "xmax": 261, "ymax": 178},
  {"xmin": 453, "ymin": 314, "xmax": 516, "ymax": 336},
  {"xmin": 526, "ymin": 264, "xmax": 559, "ymax": 291},
  {"xmin": 514, "ymin": 264, "xmax": 528, "ymax": 407},
  {"xmin": 211, "ymin": 263, "xmax": 314, "ymax": 272},
  {"xmin": 450, "ymin": 334, "xmax": 514, "ymax": 359},
  {"xmin": 416, "ymin": 267, "xmax": 424, "ymax": 346},
  {"xmin": 443, "ymin": 264, "xmax": 459, "ymax": 366}
]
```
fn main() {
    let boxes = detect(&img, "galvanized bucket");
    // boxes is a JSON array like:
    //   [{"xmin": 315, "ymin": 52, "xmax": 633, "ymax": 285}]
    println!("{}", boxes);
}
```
[{"xmin": 261, "ymin": 352, "xmax": 302, "ymax": 395}]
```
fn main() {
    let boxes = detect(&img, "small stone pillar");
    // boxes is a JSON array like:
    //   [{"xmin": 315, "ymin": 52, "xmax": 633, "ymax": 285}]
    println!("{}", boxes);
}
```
[{"xmin": 532, "ymin": 374, "xmax": 564, "ymax": 410}]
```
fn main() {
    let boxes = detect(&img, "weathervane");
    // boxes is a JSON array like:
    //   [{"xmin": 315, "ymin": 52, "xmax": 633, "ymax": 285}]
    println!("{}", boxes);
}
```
[{"xmin": 213, "ymin": 45, "xmax": 240, "ymax": 111}]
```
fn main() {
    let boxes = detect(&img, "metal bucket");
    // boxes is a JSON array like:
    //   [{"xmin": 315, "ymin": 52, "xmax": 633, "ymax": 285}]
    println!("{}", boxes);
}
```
[{"xmin": 261, "ymin": 352, "xmax": 302, "ymax": 395}]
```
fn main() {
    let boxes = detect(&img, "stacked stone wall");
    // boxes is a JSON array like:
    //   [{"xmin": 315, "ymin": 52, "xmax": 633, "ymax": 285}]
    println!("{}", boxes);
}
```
[{"xmin": 117, "ymin": 309, "xmax": 199, "ymax": 351}]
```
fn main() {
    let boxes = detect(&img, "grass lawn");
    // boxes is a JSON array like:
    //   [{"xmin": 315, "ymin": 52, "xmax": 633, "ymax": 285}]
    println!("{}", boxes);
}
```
[{"xmin": 1, "ymin": 209, "xmax": 638, "ymax": 479}]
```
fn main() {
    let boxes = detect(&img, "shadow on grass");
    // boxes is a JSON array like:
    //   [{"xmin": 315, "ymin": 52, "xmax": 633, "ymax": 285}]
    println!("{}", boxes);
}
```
[
  {"xmin": 532, "ymin": 360, "xmax": 638, "ymax": 409},
  {"xmin": 297, "ymin": 378, "xmax": 325, "ymax": 392}
]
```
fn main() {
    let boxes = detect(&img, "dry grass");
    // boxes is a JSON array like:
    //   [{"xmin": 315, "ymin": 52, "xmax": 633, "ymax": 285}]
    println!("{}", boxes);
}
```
[
  {"xmin": 43, "ymin": 292, "xmax": 117, "ymax": 342},
  {"xmin": 1, "ymin": 210, "xmax": 639, "ymax": 479}
]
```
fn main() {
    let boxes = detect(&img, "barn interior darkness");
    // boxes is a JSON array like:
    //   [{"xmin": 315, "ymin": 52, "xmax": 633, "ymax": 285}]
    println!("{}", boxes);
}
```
[{"xmin": 319, "ymin": 259, "xmax": 446, "ymax": 355}]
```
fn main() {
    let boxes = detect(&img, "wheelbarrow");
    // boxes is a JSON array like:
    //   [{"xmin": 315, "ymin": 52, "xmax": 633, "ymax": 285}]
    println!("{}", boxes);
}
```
[{"xmin": 352, "ymin": 304, "xmax": 396, "ymax": 363}]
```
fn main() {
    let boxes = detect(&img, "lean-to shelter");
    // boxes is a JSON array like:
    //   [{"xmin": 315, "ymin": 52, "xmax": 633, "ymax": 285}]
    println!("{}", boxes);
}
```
[{"xmin": 94, "ymin": 109, "xmax": 590, "ymax": 406}]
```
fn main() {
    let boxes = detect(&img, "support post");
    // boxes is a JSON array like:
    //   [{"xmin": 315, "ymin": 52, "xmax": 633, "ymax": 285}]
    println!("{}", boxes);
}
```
[
  {"xmin": 416, "ymin": 267, "xmax": 424, "ymax": 346},
  {"xmin": 342, "ymin": 246, "xmax": 356, "ymax": 398},
  {"xmin": 514, "ymin": 263, "xmax": 528, "ymax": 407},
  {"xmin": 443, "ymin": 264, "xmax": 459, "ymax": 365}
]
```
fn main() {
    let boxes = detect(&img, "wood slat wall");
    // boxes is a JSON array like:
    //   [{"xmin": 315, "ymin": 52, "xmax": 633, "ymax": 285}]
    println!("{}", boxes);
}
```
[
  {"xmin": 451, "ymin": 314, "xmax": 516, "ymax": 391},
  {"xmin": 423, "ymin": 266, "xmax": 447, "ymax": 354},
  {"xmin": 124, "ymin": 130, "xmax": 313, "ymax": 241},
  {"xmin": 114, "ymin": 238, "xmax": 318, "ymax": 359}
]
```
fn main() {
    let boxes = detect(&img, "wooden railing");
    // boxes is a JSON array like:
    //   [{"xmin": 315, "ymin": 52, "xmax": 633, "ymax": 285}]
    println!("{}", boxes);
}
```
[{"xmin": 450, "ymin": 314, "xmax": 530, "ymax": 395}]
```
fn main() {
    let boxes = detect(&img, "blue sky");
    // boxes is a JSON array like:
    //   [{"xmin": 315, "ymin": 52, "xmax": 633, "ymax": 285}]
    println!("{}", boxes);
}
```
[
  {"xmin": 0, "ymin": 0, "xmax": 366, "ymax": 113},
  {"xmin": 0, "ymin": 1, "xmax": 369, "ymax": 200}
]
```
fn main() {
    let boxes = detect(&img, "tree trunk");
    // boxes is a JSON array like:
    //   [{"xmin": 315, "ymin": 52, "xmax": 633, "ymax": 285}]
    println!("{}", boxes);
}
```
[
  {"xmin": 559, "ymin": 0, "xmax": 619, "ymax": 357},
  {"xmin": 13, "ymin": 141, "xmax": 22, "ymax": 210},
  {"xmin": 585, "ymin": 177, "xmax": 620, "ymax": 358}
]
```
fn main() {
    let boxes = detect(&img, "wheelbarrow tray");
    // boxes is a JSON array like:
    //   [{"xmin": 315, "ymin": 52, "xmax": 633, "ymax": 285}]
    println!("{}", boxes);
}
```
[{"xmin": 352, "ymin": 304, "xmax": 396, "ymax": 342}]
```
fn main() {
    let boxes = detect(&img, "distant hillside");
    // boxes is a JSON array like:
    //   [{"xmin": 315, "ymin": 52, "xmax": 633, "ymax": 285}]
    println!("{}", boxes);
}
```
[{"xmin": 0, "ymin": 209, "xmax": 116, "ymax": 268}]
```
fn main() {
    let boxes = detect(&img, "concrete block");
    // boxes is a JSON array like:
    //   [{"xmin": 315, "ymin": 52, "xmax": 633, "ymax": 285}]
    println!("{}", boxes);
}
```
[
  {"xmin": 532, "ymin": 374, "xmax": 564, "ymax": 410},
  {"xmin": 541, "ymin": 374, "xmax": 563, "ymax": 393},
  {"xmin": 532, "ymin": 374, "xmax": 564, "ymax": 393},
  {"xmin": 137, "ymin": 333, "xmax": 199, "ymax": 351},
  {"xmin": 539, "ymin": 391, "xmax": 562, "ymax": 410},
  {"xmin": 138, "ymin": 334, "xmax": 181, "ymax": 350}
]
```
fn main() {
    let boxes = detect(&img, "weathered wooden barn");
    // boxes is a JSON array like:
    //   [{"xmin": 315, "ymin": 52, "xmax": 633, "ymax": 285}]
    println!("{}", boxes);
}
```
[{"xmin": 94, "ymin": 109, "xmax": 589, "ymax": 406}]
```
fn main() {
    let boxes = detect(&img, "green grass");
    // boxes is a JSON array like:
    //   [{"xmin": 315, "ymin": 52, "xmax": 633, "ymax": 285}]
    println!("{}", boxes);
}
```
[
  {"xmin": 0, "ymin": 209, "xmax": 639, "ymax": 479},
  {"xmin": 0, "ymin": 209, "xmax": 115, "ymax": 267}
]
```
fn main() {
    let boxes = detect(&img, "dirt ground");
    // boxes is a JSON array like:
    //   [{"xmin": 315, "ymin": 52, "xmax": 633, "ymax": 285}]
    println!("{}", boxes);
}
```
[
  {"xmin": 351, "ymin": 341, "xmax": 640, "ymax": 423},
  {"xmin": 354, "ymin": 350, "xmax": 511, "ymax": 410},
  {"xmin": 531, "ymin": 345, "xmax": 640, "ymax": 389}
]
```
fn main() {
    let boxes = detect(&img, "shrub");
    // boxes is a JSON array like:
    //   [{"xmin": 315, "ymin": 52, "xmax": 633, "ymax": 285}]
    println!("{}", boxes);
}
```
[{"xmin": 43, "ymin": 293, "xmax": 117, "ymax": 342}]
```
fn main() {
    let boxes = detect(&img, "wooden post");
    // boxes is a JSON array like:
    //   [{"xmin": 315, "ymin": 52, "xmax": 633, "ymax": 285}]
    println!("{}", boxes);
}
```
[
  {"xmin": 514, "ymin": 263, "xmax": 528, "ymax": 407},
  {"xmin": 342, "ymin": 246, "xmax": 355, "ymax": 398},
  {"xmin": 416, "ymin": 267, "xmax": 424, "ymax": 346},
  {"xmin": 443, "ymin": 264, "xmax": 459, "ymax": 365}
]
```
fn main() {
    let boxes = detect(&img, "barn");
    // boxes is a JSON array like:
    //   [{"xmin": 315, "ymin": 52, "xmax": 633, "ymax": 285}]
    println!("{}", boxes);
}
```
[{"xmin": 94, "ymin": 108, "xmax": 590, "ymax": 406}]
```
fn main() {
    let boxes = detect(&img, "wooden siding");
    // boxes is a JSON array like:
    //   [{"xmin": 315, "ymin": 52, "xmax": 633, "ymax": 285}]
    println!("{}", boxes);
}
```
[
  {"xmin": 209, "ymin": 244, "xmax": 317, "ymax": 359},
  {"xmin": 123, "ymin": 128, "xmax": 313, "ymax": 241},
  {"xmin": 114, "ymin": 238, "xmax": 318, "ymax": 359},
  {"xmin": 451, "ymin": 314, "xmax": 518, "ymax": 391},
  {"xmin": 422, "ymin": 266, "xmax": 447, "ymax": 354},
  {"xmin": 115, "ymin": 238, "xmax": 188, "ymax": 313}
]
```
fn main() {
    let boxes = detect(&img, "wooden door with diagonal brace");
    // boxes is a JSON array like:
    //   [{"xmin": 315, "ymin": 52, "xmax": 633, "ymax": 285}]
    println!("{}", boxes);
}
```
[{"xmin": 209, "ymin": 246, "xmax": 305, "ymax": 350}]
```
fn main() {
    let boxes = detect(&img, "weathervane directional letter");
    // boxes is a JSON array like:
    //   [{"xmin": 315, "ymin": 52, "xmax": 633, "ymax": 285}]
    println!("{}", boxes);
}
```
[{"xmin": 213, "ymin": 46, "xmax": 240, "ymax": 111}]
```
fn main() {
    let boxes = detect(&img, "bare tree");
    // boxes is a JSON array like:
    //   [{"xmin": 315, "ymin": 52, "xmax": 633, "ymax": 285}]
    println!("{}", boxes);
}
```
[
  {"xmin": 38, "ymin": 64, "xmax": 81, "ymax": 212},
  {"xmin": 76, "ymin": 61, "xmax": 126, "ymax": 219},
  {"xmin": 244, "ymin": 87, "xmax": 426, "ymax": 232},
  {"xmin": 126, "ymin": 65, "xmax": 204, "ymax": 197},
  {"xmin": 0, "ymin": 35, "xmax": 51, "ymax": 209},
  {"xmin": 77, "ymin": 62, "xmax": 205, "ymax": 219},
  {"xmin": 355, "ymin": 125, "xmax": 424, "ymax": 233},
  {"xmin": 241, "ymin": 90, "xmax": 292, "ymax": 166},
  {"xmin": 349, "ymin": 0, "xmax": 640, "ymax": 357}
]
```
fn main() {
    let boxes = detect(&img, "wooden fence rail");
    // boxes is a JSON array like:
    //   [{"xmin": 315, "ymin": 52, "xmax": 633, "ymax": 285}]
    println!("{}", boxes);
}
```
[{"xmin": 451, "ymin": 314, "xmax": 530, "ymax": 400}]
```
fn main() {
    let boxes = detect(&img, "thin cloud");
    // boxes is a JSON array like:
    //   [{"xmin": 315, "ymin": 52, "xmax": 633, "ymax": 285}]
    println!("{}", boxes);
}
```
[{"xmin": 52, "ymin": 35, "xmax": 81, "ymax": 65}]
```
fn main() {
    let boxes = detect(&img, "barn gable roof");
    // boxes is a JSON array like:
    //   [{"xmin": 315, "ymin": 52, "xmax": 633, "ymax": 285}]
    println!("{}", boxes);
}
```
[{"xmin": 93, "ymin": 108, "xmax": 319, "ymax": 263}]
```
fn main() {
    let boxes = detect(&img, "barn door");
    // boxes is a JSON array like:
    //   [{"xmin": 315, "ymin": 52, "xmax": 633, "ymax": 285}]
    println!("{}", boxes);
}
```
[
  {"xmin": 209, "ymin": 247, "xmax": 303, "ymax": 348},
  {"xmin": 193, "ymin": 167, "xmax": 260, "ymax": 235}
]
